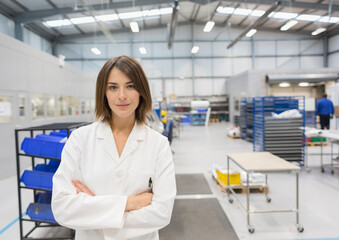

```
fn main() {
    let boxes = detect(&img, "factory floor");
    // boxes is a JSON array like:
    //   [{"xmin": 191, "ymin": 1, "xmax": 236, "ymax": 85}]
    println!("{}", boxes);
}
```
[{"xmin": 1, "ymin": 122, "xmax": 339, "ymax": 239}]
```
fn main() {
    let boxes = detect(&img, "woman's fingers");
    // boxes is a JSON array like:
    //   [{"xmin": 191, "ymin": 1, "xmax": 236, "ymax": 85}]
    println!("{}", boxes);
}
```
[{"xmin": 72, "ymin": 179, "xmax": 95, "ymax": 196}]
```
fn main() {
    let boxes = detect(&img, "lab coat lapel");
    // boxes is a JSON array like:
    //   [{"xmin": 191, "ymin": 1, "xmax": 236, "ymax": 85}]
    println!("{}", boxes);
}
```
[
  {"xmin": 97, "ymin": 121, "xmax": 120, "ymax": 165},
  {"xmin": 118, "ymin": 123, "xmax": 146, "ymax": 166}
]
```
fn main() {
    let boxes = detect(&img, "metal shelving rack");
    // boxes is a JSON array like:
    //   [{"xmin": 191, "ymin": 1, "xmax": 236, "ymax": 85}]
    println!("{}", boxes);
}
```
[
  {"xmin": 240, "ymin": 98, "xmax": 254, "ymax": 142},
  {"xmin": 15, "ymin": 122, "xmax": 89, "ymax": 240},
  {"xmin": 240, "ymin": 100, "xmax": 247, "ymax": 139},
  {"xmin": 253, "ymin": 96, "xmax": 305, "ymax": 164}
]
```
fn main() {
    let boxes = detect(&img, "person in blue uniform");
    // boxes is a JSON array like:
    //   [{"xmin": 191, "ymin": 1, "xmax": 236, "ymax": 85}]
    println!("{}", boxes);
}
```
[{"xmin": 316, "ymin": 93, "xmax": 334, "ymax": 129}]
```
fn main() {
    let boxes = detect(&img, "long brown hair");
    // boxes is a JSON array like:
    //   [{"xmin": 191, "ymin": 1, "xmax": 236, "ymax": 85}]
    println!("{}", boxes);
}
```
[{"xmin": 95, "ymin": 56, "xmax": 152, "ymax": 124}]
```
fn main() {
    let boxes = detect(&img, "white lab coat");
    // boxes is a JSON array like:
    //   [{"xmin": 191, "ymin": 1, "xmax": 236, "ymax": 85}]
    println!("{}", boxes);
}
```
[{"xmin": 52, "ymin": 121, "xmax": 176, "ymax": 240}]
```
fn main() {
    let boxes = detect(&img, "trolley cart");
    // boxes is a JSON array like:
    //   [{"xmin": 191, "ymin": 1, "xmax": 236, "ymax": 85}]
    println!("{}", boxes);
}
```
[{"xmin": 226, "ymin": 152, "xmax": 303, "ymax": 234}]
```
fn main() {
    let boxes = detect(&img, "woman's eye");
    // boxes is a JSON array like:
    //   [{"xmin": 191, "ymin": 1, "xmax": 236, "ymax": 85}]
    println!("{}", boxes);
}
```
[
  {"xmin": 127, "ymin": 85, "xmax": 135, "ymax": 89},
  {"xmin": 109, "ymin": 86, "xmax": 117, "ymax": 90}
]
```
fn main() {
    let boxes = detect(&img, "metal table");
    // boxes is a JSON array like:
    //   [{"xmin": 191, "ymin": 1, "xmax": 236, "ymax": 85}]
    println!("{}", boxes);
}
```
[
  {"xmin": 304, "ymin": 129, "xmax": 339, "ymax": 173},
  {"xmin": 226, "ymin": 152, "xmax": 303, "ymax": 233}
]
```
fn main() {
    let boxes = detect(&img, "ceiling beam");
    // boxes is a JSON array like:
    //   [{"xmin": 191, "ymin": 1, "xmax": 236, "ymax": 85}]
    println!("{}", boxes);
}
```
[
  {"xmin": 14, "ymin": 0, "xmax": 339, "ymax": 24},
  {"xmin": 55, "ymin": 19, "xmax": 310, "ymax": 43}
]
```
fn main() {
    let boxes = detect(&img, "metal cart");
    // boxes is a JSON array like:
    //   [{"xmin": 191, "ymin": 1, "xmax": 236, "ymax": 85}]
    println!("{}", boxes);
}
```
[{"xmin": 226, "ymin": 152, "xmax": 303, "ymax": 233}]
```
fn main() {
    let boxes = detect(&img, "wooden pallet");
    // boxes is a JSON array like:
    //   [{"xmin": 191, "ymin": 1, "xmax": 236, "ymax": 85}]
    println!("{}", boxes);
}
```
[
  {"xmin": 213, "ymin": 176, "xmax": 269, "ymax": 194},
  {"xmin": 306, "ymin": 142, "xmax": 328, "ymax": 147},
  {"xmin": 227, "ymin": 134, "xmax": 240, "ymax": 139}
]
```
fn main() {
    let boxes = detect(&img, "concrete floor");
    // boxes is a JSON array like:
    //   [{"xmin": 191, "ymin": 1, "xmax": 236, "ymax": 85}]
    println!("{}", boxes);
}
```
[{"xmin": 1, "ymin": 122, "xmax": 339, "ymax": 239}]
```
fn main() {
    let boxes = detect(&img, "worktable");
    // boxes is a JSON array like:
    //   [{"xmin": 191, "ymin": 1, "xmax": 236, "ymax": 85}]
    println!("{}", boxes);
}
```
[{"xmin": 226, "ymin": 152, "xmax": 303, "ymax": 233}]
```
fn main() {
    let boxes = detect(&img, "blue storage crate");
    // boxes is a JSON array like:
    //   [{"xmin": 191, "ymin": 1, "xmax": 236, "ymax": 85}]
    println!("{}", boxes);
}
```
[
  {"xmin": 21, "ymin": 137, "xmax": 65, "ymax": 159},
  {"xmin": 50, "ymin": 130, "xmax": 72, "ymax": 137},
  {"xmin": 26, "ymin": 203, "xmax": 56, "ymax": 223},
  {"xmin": 34, "ymin": 164, "xmax": 58, "ymax": 173},
  {"xmin": 48, "ymin": 160, "xmax": 60, "ymax": 167},
  {"xmin": 182, "ymin": 114, "xmax": 190, "ymax": 123},
  {"xmin": 36, "ymin": 192, "xmax": 52, "ymax": 204},
  {"xmin": 35, "ymin": 134, "xmax": 65, "ymax": 142},
  {"xmin": 21, "ymin": 170, "xmax": 53, "ymax": 191}
]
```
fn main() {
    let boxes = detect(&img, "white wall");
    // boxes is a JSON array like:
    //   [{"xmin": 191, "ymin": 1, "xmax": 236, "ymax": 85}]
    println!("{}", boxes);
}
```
[
  {"xmin": 56, "ymin": 24, "xmax": 328, "ymax": 99},
  {"xmin": 0, "ymin": 33, "xmax": 95, "ymax": 179},
  {"xmin": 329, "ymin": 34, "xmax": 339, "ymax": 68}
]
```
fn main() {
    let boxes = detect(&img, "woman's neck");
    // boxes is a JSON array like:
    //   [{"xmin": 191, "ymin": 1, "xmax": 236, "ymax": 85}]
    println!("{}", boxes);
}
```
[{"xmin": 110, "ymin": 115, "xmax": 135, "ymax": 134}]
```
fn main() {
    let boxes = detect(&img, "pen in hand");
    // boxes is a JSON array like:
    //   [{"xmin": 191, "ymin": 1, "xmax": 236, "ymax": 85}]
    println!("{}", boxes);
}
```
[{"xmin": 148, "ymin": 177, "xmax": 153, "ymax": 193}]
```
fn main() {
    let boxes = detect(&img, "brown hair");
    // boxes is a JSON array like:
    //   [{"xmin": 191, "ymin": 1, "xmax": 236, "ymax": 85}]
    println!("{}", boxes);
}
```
[{"xmin": 95, "ymin": 55, "xmax": 152, "ymax": 124}]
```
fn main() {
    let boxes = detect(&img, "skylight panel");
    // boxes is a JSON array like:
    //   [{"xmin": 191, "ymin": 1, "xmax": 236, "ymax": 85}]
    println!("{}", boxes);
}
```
[
  {"xmin": 43, "ymin": 19, "xmax": 72, "ymax": 28},
  {"xmin": 70, "ymin": 16, "xmax": 95, "ymax": 24},
  {"xmin": 216, "ymin": 6, "xmax": 235, "ymax": 14},
  {"xmin": 272, "ymin": 12, "xmax": 298, "ymax": 20},
  {"xmin": 297, "ymin": 14, "xmax": 321, "ymax": 22},
  {"xmin": 234, "ymin": 8, "xmax": 252, "ymax": 16}
]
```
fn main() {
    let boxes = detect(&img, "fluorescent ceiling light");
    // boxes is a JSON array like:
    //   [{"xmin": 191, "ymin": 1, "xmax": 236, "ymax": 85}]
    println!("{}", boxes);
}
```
[
  {"xmin": 279, "ymin": 82, "xmax": 290, "ymax": 87},
  {"xmin": 216, "ymin": 6, "xmax": 235, "ymax": 14},
  {"xmin": 43, "ymin": 19, "xmax": 72, "ymax": 27},
  {"xmin": 272, "ymin": 12, "xmax": 298, "ymax": 20},
  {"xmin": 95, "ymin": 14, "xmax": 118, "ymax": 21},
  {"xmin": 251, "ymin": 10, "xmax": 265, "ymax": 17},
  {"xmin": 91, "ymin": 47, "xmax": 101, "ymax": 55},
  {"xmin": 139, "ymin": 47, "xmax": 147, "ymax": 54},
  {"xmin": 70, "ymin": 16, "xmax": 95, "ymax": 24},
  {"xmin": 319, "ymin": 16, "xmax": 339, "ymax": 23},
  {"xmin": 203, "ymin": 21, "xmax": 215, "ymax": 32},
  {"xmin": 234, "ymin": 8, "xmax": 252, "ymax": 16},
  {"xmin": 119, "ymin": 11, "xmax": 142, "ymax": 20},
  {"xmin": 297, "ymin": 14, "xmax": 321, "ymax": 21},
  {"xmin": 299, "ymin": 82, "xmax": 310, "ymax": 87},
  {"xmin": 311, "ymin": 27, "xmax": 326, "ymax": 36},
  {"xmin": 191, "ymin": 46, "xmax": 199, "ymax": 54},
  {"xmin": 246, "ymin": 29, "xmax": 257, "ymax": 38},
  {"xmin": 280, "ymin": 20, "xmax": 298, "ymax": 31},
  {"xmin": 130, "ymin": 21, "xmax": 139, "ymax": 32}
]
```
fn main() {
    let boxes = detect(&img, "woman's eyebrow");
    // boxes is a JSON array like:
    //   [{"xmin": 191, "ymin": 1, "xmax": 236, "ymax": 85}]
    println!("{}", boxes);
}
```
[{"xmin": 107, "ymin": 82, "xmax": 117, "ymax": 85}]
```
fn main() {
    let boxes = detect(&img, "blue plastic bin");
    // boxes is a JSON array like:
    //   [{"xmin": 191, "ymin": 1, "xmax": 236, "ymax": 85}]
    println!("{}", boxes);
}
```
[
  {"xmin": 182, "ymin": 114, "xmax": 190, "ymax": 123},
  {"xmin": 26, "ymin": 203, "xmax": 56, "ymax": 223},
  {"xmin": 21, "ymin": 170, "xmax": 53, "ymax": 191},
  {"xmin": 50, "ymin": 130, "xmax": 72, "ymax": 137},
  {"xmin": 35, "ymin": 134, "xmax": 65, "ymax": 142},
  {"xmin": 34, "ymin": 164, "xmax": 58, "ymax": 173},
  {"xmin": 36, "ymin": 192, "xmax": 52, "ymax": 204},
  {"xmin": 21, "ymin": 137, "xmax": 65, "ymax": 159},
  {"xmin": 48, "ymin": 160, "xmax": 60, "ymax": 167}
]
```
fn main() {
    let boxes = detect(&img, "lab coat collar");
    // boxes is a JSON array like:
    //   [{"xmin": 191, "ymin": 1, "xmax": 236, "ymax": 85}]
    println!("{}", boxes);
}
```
[{"xmin": 97, "ymin": 121, "xmax": 146, "ymax": 164}]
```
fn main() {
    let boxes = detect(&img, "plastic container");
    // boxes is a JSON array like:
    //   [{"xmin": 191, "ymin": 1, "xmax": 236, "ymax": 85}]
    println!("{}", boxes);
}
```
[
  {"xmin": 36, "ymin": 192, "xmax": 52, "ymax": 204},
  {"xmin": 35, "ymin": 134, "xmax": 65, "ymax": 142},
  {"xmin": 26, "ymin": 203, "xmax": 56, "ymax": 223},
  {"xmin": 21, "ymin": 138, "xmax": 65, "ymax": 159},
  {"xmin": 34, "ymin": 164, "xmax": 58, "ymax": 173},
  {"xmin": 216, "ymin": 169, "xmax": 241, "ymax": 185},
  {"xmin": 48, "ymin": 160, "xmax": 60, "ymax": 167},
  {"xmin": 49, "ymin": 130, "xmax": 72, "ymax": 138},
  {"xmin": 21, "ymin": 170, "xmax": 53, "ymax": 191}
]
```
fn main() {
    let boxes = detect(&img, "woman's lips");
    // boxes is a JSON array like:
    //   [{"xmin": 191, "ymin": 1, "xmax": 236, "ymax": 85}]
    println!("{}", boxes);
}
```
[{"xmin": 117, "ymin": 104, "xmax": 129, "ymax": 109}]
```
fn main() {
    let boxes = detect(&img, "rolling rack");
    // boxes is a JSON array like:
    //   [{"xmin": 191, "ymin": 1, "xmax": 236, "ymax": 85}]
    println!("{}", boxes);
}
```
[
  {"xmin": 253, "ymin": 96, "xmax": 305, "ymax": 165},
  {"xmin": 15, "ymin": 122, "xmax": 89, "ymax": 240}
]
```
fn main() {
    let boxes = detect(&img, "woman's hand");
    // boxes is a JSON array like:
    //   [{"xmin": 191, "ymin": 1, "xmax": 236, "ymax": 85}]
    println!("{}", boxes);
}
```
[
  {"xmin": 72, "ymin": 179, "xmax": 95, "ymax": 196},
  {"xmin": 125, "ymin": 192, "xmax": 154, "ymax": 212}
]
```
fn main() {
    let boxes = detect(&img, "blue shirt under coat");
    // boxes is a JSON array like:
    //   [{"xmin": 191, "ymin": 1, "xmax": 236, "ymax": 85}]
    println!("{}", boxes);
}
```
[{"xmin": 316, "ymin": 98, "xmax": 334, "ymax": 115}]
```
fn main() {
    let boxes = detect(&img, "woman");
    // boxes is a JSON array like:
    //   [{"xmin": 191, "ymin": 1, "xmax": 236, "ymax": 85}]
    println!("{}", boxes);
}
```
[{"xmin": 52, "ymin": 55, "xmax": 176, "ymax": 240}]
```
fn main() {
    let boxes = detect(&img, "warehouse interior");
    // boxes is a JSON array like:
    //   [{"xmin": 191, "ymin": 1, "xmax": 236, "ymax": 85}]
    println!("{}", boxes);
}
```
[{"xmin": 0, "ymin": 0, "xmax": 339, "ymax": 239}]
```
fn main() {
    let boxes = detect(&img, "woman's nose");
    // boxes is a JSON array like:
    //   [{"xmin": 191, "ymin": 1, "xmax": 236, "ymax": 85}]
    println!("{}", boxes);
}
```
[{"xmin": 118, "ymin": 88, "xmax": 127, "ymax": 99}]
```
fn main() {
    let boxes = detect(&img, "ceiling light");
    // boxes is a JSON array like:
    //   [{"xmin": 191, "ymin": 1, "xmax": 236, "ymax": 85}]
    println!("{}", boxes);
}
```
[
  {"xmin": 279, "ymin": 82, "xmax": 290, "ymax": 87},
  {"xmin": 280, "ymin": 20, "xmax": 298, "ymax": 31},
  {"xmin": 91, "ymin": 47, "xmax": 101, "ymax": 55},
  {"xmin": 160, "ymin": 8, "xmax": 173, "ymax": 15},
  {"xmin": 139, "ymin": 47, "xmax": 147, "ymax": 54},
  {"xmin": 246, "ymin": 29, "xmax": 257, "ymax": 38},
  {"xmin": 130, "ymin": 21, "xmax": 139, "ymax": 32},
  {"xmin": 70, "ymin": 16, "xmax": 95, "ymax": 24},
  {"xmin": 251, "ymin": 10, "xmax": 265, "ymax": 17},
  {"xmin": 297, "ymin": 14, "xmax": 321, "ymax": 22},
  {"xmin": 234, "ymin": 8, "xmax": 252, "ymax": 16},
  {"xmin": 95, "ymin": 14, "xmax": 118, "ymax": 21},
  {"xmin": 203, "ymin": 21, "xmax": 215, "ymax": 32},
  {"xmin": 311, "ymin": 27, "xmax": 326, "ymax": 36},
  {"xmin": 191, "ymin": 46, "xmax": 199, "ymax": 54},
  {"xmin": 272, "ymin": 12, "xmax": 298, "ymax": 20},
  {"xmin": 319, "ymin": 16, "xmax": 339, "ymax": 23},
  {"xmin": 43, "ymin": 19, "xmax": 72, "ymax": 28},
  {"xmin": 216, "ymin": 6, "xmax": 235, "ymax": 14},
  {"xmin": 298, "ymin": 82, "xmax": 310, "ymax": 87},
  {"xmin": 119, "ymin": 11, "xmax": 142, "ymax": 20}
]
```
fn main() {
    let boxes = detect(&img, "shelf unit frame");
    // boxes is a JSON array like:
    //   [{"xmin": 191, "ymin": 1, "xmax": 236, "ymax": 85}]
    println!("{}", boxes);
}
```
[{"xmin": 15, "ymin": 122, "xmax": 89, "ymax": 240}]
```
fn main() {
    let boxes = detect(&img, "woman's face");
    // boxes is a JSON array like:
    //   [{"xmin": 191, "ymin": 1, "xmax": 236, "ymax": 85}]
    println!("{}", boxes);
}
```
[{"xmin": 106, "ymin": 67, "xmax": 140, "ymax": 121}]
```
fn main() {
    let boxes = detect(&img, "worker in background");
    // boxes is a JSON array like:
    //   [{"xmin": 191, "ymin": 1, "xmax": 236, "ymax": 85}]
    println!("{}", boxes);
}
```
[{"xmin": 316, "ymin": 93, "xmax": 334, "ymax": 129}]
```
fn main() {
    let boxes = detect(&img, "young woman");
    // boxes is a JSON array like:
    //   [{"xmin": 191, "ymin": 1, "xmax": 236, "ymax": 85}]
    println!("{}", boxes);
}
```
[{"xmin": 52, "ymin": 55, "xmax": 176, "ymax": 240}]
